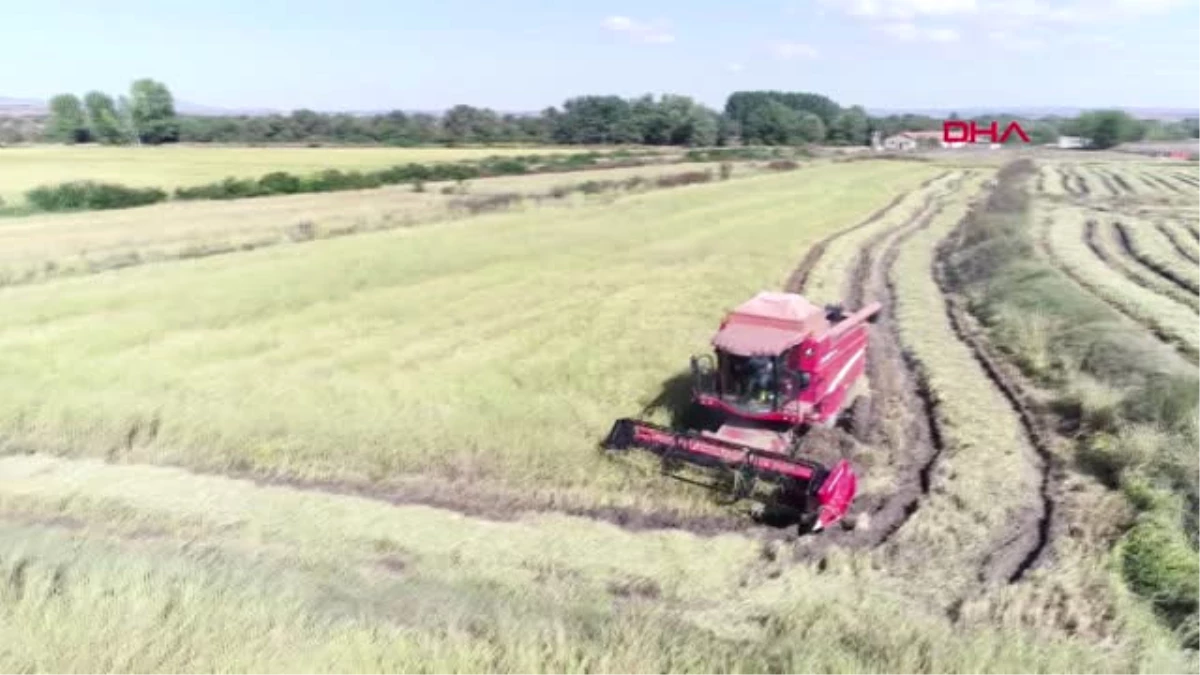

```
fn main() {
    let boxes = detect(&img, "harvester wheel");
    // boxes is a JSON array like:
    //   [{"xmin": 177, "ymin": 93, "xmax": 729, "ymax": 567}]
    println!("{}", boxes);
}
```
[
  {"xmin": 797, "ymin": 511, "xmax": 819, "ymax": 534},
  {"xmin": 847, "ymin": 395, "xmax": 872, "ymax": 444}
]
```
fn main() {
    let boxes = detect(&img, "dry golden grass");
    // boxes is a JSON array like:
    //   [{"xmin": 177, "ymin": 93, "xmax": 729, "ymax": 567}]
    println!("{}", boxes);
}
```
[
  {"xmin": 1160, "ymin": 221, "xmax": 1200, "ymax": 261},
  {"xmin": 1038, "ymin": 203, "xmax": 1200, "ymax": 360},
  {"xmin": 1038, "ymin": 165, "xmax": 1067, "ymax": 197},
  {"xmin": 798, "ymin": 170, "xmax": 969, "ymax": 499},
  {"xmin": 0, "ymin": 144, "xmax": 607, "ymax": 202},
  {"xmin": 1116, "ymin": 218, "xmax": 1200, "ymax": 293},
  {"xmin": 0, "ymin": 160, "xmax": 730, "ymax": 286}
]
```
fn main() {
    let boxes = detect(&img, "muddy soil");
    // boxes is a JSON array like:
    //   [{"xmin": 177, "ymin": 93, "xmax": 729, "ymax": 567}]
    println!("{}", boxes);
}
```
[
  {"xmin": 932, "ymin": 234, "xmax": 1065, "ymax": 583},
  {"xmin": 788, "ymin": 178, "xmax": 961, "ymax": 558}
]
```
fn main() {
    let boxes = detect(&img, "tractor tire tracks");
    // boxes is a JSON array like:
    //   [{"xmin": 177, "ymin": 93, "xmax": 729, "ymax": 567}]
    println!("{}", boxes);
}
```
[
  {"xmin": 785, "ymin": 172, "xmax": 949, "ymax": 293},
  {"xmin": 790, "ymin": 176, "xmax": 962, "ymax": 558},
  {"xmin": 932, "ymin": 235, "xmax": 1063, "ymax": 583}
]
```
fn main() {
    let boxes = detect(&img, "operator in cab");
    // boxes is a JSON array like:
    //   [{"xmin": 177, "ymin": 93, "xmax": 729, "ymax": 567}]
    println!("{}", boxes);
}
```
[{"xmin": 746, "ymin": 355, "xmax": 776, "ymax": 403}]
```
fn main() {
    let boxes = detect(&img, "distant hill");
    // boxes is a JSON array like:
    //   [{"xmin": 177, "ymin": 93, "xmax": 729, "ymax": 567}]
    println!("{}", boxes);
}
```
[{"xmin": 0, "ymin": 97, "xmax": 47, "ymax": 118}]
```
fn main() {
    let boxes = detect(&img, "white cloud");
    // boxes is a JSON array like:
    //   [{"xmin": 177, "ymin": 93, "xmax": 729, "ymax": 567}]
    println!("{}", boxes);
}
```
[
  {"xmin": 600, "ymin": 16, "xmax": 675, "ymax": 44},
  {"xmin": 1065, "ymin": 33, "xmax": 1123, "ymax": 48},
  {"xmin": 926, "ymin": 27, "xmax": 961, "ymax": 41},
  {"xmin": 829, "ymin": 0, "xmax": 1190, "ymax": 31},
  {"xmin": 877, "ymin": 21, "xmax": 920, "ymax": 39},
  {"xmin": 824, "ymin": 0, "xmax": 978, "ymax": 19},
  {"xmin": 770, "ymin": 41, "xmax": 820, "ymax": 59},
  {"xmin": 876, "ymin": 21, "xmax": 959, "ymax": 41},
  {"xmin": 987, "ymin": 29, "xmax": 1044, "ymax": 50},
  {"xmin": 981, "ymin": 0, "xmax": 1190, "ymax": 26},
  {"xmin": 823, "ymin": 0, "xmax": 1175, "ymax": 53},
  {"xmin": 726, "ymin": 62, "xmax": 746, "ymax": 73}
]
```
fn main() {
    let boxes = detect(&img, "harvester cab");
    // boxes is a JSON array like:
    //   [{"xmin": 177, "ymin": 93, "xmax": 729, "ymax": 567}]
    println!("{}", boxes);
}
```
[{"xmin": 603, "ymin": 291, "xmax": 881, "ymax": 533}]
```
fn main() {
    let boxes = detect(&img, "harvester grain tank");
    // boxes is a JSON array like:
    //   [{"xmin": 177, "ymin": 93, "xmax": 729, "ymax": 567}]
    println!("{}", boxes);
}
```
[{"xmin": 603, "ymin": 291, "xmax": 880, "ymax": 532}]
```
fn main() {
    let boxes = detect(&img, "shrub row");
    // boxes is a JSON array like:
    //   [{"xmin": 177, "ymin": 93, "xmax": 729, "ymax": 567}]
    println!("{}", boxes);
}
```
[
  {"xmin": 686, "ymin": 147, "xmax": 791, "ymax": 161},
  {"xmin": 26, "ymin": 181, "xmax": 168, "ymax": 212},
  {"xmin": 19, "ymin": 151, "xmax": 674, "ymax": 212},
  {"xmin": 19, "ymin": 147, "xmax": 804, "ymax": 214}
]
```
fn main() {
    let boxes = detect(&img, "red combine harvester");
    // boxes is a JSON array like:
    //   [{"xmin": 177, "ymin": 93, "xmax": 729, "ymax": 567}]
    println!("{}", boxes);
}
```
[{"xmin": 603, "ymin": 291, "xmax": 881, "ymax": 532}]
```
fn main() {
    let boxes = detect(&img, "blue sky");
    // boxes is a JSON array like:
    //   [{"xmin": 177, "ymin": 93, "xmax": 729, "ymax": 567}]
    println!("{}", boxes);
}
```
[{"xmin": 3, "ymin": 0, "xmax": 1197, "ymax": 112}]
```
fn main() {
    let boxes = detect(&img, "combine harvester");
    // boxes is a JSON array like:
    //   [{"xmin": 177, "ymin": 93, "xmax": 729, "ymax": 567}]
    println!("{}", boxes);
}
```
[{"xmin": 604, "ymin": 291, "xmax": 880, "ymax": 532}]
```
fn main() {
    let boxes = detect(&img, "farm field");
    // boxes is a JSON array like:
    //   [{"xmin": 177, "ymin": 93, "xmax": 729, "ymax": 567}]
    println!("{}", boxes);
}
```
[
  {"xmin": 0, "ymin": 152, "xmax": 1196, "ymax": 671},
  {"xmin": 0, "ymin": 159, "xmax": 738, "ymax": 286},
  {"xmin": 0, "ymin": 144, "xmax": 645, "ymax": 202},
  {"xmin": 0, "ymin": 161, "xmax": 932, "ymax": 518}
]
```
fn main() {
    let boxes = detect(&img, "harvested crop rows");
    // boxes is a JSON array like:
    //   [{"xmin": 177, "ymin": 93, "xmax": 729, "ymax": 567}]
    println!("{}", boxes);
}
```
[
  {"xmin": 780, "ymin": 164, "xmax": 1068, "ymax": 609},
  {"xmin": 1, "ymin": 155, "xmax": 1194, "ymax": 672},
  {"xmin": 1036, "ymin": 161, "xmax": 1199, "ymax": 362}
]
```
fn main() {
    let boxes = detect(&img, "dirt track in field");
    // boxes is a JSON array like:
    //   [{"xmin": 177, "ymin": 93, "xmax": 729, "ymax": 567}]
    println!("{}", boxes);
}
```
[
  {"xmin": 787, "ymin": 176, "xmax": 963, "ymax": 558},
  {"xmin": 933, "ymin": 209, "xmax": 1063, "ymax": 582},
  {"xmin": 783, "ymin": 162, "xmax": 1074, "ymax": 591},
  {"xmin": 784, "ymin": 172, "xmax": 949, "ymax": 293}
]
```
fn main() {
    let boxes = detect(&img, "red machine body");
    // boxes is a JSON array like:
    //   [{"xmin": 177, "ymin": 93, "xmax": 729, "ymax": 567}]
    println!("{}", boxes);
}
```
[{"xmin": 603, "ymin": 291, "xmax": 880, "ymax": 532}]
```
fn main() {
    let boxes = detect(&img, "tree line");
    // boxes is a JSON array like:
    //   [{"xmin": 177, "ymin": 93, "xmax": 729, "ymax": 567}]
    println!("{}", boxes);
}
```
[
  {"xmin": 47, "ymin": 79, "xmax": 179, "ymax": 145},
  {"xmin": 32, "ymin": 79, "xmax": 1200, "ymax": 150}
]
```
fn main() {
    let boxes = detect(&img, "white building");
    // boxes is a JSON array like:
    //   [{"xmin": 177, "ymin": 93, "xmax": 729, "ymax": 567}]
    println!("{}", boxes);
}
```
[{"xmin": 882, "ymin": 133, "xmax": 918, "ymax": 151}]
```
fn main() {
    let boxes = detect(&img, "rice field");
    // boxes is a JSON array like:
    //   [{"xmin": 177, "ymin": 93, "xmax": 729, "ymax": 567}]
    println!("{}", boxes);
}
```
[
  {"xmin": 0, "ymin": 160, "xmax": 731, "ymax": 286},
  {"xmin": 0, "ymin": 161, "xmax": 932, "ymax": 519},
  {"xmin": 1, "ymin": 150, "xmax": 1196, "ymax": 672},
  {"xmin": 0, "ymin": 144, "xmax": 609, "ymax": 202}
]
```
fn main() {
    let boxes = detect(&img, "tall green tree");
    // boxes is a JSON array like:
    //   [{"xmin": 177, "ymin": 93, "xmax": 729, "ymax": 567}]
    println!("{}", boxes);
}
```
[
  {"xmin": 797, "ymin": 112, "xmax": 826, "ymax": 143},
  {"xmin": 83, "ymin": 91, "xmax": 124, "ymax": 144},
  {"xmin": 551, "ymin": 96, "xmax": 637, "ymax": 144},
  {"xmin": 724, "ymin": 90, "xmax": 842, "ymax": 139},
  {"xmin": 128, "ymin": 78, "xmax": 179, "ymax": 144},
  {"xmin": 48, "ymin": 93, "xmax": 89, "ymax": 143},
  {"xmin": 833, "ymin": 106, "xmax": 870, "ymax": 145},
  {"xmin": 1074, "ymin": 110, "xmax": 1144, "ymax": 149},
  {"xmin": 743, "ymin": 100, "xmax": 803, "ymax": 145},
  {"xmin": 441, "ymin": 105, "xmax": 501, "ymax": 144}
]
